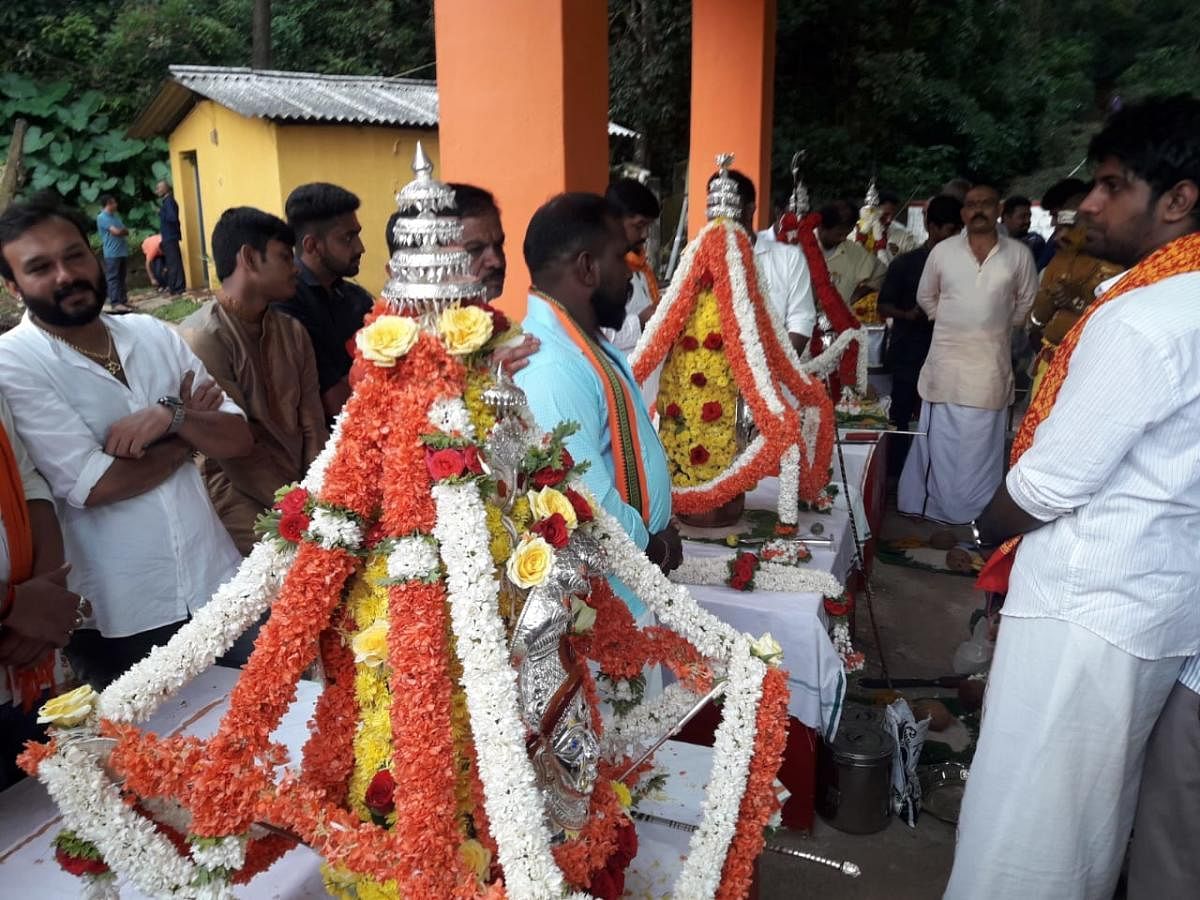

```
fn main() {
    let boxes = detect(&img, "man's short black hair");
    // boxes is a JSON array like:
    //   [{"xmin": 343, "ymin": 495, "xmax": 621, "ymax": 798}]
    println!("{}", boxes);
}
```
[
  {"xmin": 707, "ymin": 168, "xmax": 756, "ymax": 209},
  {"xmin": 523, "ymin": 192, "xmax": 620, "ymax": 278},
  {"xmin": 285, "ymin": 182, "xmax": 360, "ymax": 243},
  {"xmin": 98, "ymin": 194, "xmax": 115, "ymax": 207},
  {"xmin": 448, "ymin": 183, "xmax": 500, "ymax": 220},
  {"xmin": 818, "ymin": 201, "xmax": 853, "ymax": 230},
  {"xmin": 1088, "ymin": 94, "xmax": 1200, "ymax": 226},
  {"xmin": 605, "ymin": 178, "xmax": 661, "ymax": 219},
  {"xmin": 927, "ymin": 194, "xmax": 965, "ymax": 229},
  {"xmin": 878, "ymin": 189, "xmax": 901, "ymax": 207},
  {"xmin": 1002, "ymin": 194, "xmax": 1032, "ymax": 217},
  {"xmin": 211, "ymin": 207, "xmax": 295, "ymax": 281},
  {"xmin": 1041, "ymin": 177, "xmax": 1091, "ymax": 214},
  {"xmin": 0, "ymin": 192, "xmax": 92, "ymax": 281}
]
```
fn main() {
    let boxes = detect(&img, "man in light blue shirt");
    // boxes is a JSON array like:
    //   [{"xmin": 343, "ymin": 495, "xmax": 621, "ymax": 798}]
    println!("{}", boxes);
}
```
[
  {"xmin": 515, "ymin": 193, "xmax": 680, "ymax": 620},
  {"xmin": 96, "ymin": 194, "xmax": 131, "ymax": 310}
]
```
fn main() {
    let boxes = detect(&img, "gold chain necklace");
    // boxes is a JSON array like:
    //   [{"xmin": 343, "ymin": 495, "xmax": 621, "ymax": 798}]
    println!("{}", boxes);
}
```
[{"xmin": 34, "ymin": 320, "xmax": 125, "ymax": 378}]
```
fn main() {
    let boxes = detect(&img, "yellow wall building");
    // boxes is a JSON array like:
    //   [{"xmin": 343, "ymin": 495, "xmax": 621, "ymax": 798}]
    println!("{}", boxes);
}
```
[{"xmin": 130, "ymin": 66, "xmax": 442, "ymax": 297}]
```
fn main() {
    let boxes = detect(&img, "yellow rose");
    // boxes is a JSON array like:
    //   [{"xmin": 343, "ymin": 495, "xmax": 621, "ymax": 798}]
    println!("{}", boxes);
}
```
[
  {"xmin": 611, "ymin": 780, "xmax": 633, "ymax": 809},
  {"xmin": 438, "ymin": 305, "xmax": 493, "ymax": 356},
  {"xmin": 459, "ymin": 838, "xmax": 492, "ymax": 880},
  {"xmin": 37, "ymin": 684, "xmax": 98, "ymax": 727},
  {"xmin": 356, "ymin": 315, "xmax": 420, "ymax": 367},
  {"xmin": 527, "ymin": 486, "xmax": 578, "ymax": 530},
  {"xmin": 506, "ymin": 535, "xmax": 555, "ymax": 589},
  {"xmin": 351, "ymin": 619, "xmax": 390, "ymax": 668}
]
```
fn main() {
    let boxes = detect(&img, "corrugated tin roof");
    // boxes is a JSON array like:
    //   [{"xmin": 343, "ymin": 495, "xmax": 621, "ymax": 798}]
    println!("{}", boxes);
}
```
[{"xmin": 130, "ymin": 65, "xmax": 638, "ymax": 140}]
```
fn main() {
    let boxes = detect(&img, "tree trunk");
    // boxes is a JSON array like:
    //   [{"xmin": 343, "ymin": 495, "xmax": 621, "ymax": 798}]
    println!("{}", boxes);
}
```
[
  {"xmin": 252, "ymin": 0, "xmax": 272, "ymax": 69},
  {"xmin": 0, "ymin": 119, "xmax": 28, "ymax": 213}
]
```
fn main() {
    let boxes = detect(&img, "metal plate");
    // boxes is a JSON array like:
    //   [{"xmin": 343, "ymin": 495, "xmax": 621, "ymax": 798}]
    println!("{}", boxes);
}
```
[{"xmin": 919, "ymin": 762, "xmax": 969, "ymax": 824}]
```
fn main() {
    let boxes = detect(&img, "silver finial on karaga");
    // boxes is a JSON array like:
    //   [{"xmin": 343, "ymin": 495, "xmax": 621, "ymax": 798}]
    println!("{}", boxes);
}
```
[
  {"xmin": 382, "ymin": 141, "xmax": 488, "ymax": 319},
  {"xmin": 706, "ymin": 152, "xmax": 743, "ymax": 222},
  {"xmin": 787, "ymin": 150, "xmax": 810, "ymax": 216},
  {"xmin": 864, "ymin": 176, "xmax": 880, "ymax": 210}
]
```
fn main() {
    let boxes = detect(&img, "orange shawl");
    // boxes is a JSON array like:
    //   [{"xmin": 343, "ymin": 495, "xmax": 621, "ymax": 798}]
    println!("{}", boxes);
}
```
[{"xmin": 977, "ymin": 232, "xmax": 1200, "ymax": 592}]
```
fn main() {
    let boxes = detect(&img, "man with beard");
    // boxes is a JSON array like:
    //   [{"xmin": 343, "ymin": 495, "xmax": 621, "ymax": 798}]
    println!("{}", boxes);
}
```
[
  {"xmin": 277, "ymin": 182, "xmax": 373, "ymax": 420},
  {"xmin": 181, "ymin": 208, "xmax": 327, "ymax": 554},
  {"xmin": 0, "ymin": 194, "xmax": 252, "ymax": 689},
  {"xmin": 817, "ymin": 199, "xmax": 886, "ymax": 305},
  {"xmin": 600, "ymin": 178, "xmax": 662, "ymax": 355},
  {"xmin": 948, "ymin": 95, "xmax": 1200, "ymax": 900},
  {"xmin": 897, "ymin": 183, "xmax": 1038, "ymax": 525},
  {"xmin": 515, "ymin": 193, "xmax": 681, "ymax": 620}
]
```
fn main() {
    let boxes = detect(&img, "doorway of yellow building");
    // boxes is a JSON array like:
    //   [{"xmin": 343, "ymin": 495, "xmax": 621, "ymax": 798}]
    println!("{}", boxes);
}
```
[{"xmin": 178, "ymin": 151, "xmax": 210, "ymax": 290}]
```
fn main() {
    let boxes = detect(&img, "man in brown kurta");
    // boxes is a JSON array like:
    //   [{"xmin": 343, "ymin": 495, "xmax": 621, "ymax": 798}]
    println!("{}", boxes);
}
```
[{"xmin": 181, "ymin": 207, "xmax": 327, "ymax": 553}]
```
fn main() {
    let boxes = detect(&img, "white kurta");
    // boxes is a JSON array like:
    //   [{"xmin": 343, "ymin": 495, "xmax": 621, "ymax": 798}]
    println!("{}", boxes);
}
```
[{"xmin": 896, "ymin": 400, "xmax": 1004, "ymax": 524}]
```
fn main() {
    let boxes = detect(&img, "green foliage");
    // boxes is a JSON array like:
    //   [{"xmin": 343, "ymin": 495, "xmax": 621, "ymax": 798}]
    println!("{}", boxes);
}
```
[{"xmin": 0, "ymin": 72, "xmax": 166, "ymax": 235}]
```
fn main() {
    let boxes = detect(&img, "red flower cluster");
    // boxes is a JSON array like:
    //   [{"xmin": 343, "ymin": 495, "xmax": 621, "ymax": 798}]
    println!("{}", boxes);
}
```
[
  {"xmin": 564, "ymin": 488, "xmax": 594, "ymax": 524},
  {"xmin": 727, "ymin": 551, "xmax": 759, "ymax": 591},
  {"xmin": 275, "ymin": 487, "xmax": 312, "ymax": 544},
  {"xmin": 698, "ymin": 270, "xmax": 715, "ymax": 291},
  {"xmin": 701, "ymin": 401, "xmax": 724, "ymax": 423},
  {"xmin": 823, "ymin": 594, "xmax": 852, "ymax": 618},
  {"xmin": 664, "ymin": 402, "xmax": 683, "ymax": 419},
  {"xmin": 365, "ymin": 769, "xmax": 396, "ymax": 817},
  {"xmin": 276, "ymin": 487, "xmax": 310, "ymax": 516},
  {"xmin": 690, "ymin": 445, "xmax": 710, "ymax": 465},
  {"xmin": 531, "ymin": 449, "xmax": 574, "ymax": 487},
  {"xmin": 703, "ymin": 332, "xmax": 724, "ymax": 351},
  {"xmin": 586, "ymin": 817, "xmax": 639, "ymax": 900},
  {"xmin": 690, "ymin": 371, "xmax": 708, "ymax": 388},
  {"xmin": 278, "ymin": 512, "xmax": 310, "ymax": 543},
  {"xmin": 425, "ymin": 445, "xmax": 485, "ymax": 481},
  {"xmin": 680, "ymin": 335, "xmax": 700, "ymax": 351},
  {"xmin": 54, "ymin": 848, "xmax": 109, "ymax": 877},
  {"xmin": 531, "ymin": 512, "xmax": 570, "ymax": 548}
]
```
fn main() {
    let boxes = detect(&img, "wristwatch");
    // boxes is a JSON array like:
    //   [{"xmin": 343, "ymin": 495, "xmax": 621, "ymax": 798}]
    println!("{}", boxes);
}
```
[
  {"xmin": 969, "ymin": 519, "xmax": 984, "ymax": 551},
  {"xmin": 157, "ymin": 395, "xmax": 186, "ymax": 434}
]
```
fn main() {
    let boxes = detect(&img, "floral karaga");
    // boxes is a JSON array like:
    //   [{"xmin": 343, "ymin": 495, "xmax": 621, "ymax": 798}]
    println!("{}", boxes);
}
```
[
  {"xmin": 632, "ymin": 215, "xmax": 836, "ymax": 529},
  {"xmin": 22, "ymin": 147, "xmax": 792, "ymax": 900}
]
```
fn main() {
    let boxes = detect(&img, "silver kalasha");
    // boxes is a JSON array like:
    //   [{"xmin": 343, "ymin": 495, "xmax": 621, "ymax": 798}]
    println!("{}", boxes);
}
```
[
  {"xmin": 706, "ymin": 152, "xmax": 743, "ymax": 222},
  {"xmin": 787, "ymin": 150, "xmax": 810, "ymax": 216},
  {"xmin": 864, "ymin": 176, "xmax": 880, "ymax": 209}
]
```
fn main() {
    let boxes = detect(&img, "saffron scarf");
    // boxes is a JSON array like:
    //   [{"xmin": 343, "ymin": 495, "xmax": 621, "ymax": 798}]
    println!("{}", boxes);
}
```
[
  {"xmin": 625, "ymin": 251, "xmax": 661, "ymax": 305},
  {"xmin": 533, "ymin": 290, "xmax": 652, "ymax": 526},
  {"xmin": 0, "ymin": 422, "xmax": 56, "ymax": 710},
  {"xmin": 977, "ymin": 231, "xmax": 1200, "ymax": 593}
]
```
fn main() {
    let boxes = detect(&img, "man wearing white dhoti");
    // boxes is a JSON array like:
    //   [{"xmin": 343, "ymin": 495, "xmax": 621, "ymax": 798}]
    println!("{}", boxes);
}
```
[
  {"xmin": 897, "ymin": 183, "xmax": 1037, "ymax": 524},
  {"xmin": 945, "ymin": 95, "xmax": 1200, "ymax": 900}
]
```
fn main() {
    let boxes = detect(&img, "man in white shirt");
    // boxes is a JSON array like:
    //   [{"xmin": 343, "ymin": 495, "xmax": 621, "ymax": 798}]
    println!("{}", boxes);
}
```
[
  {"xmin": 0, "ymin": 195, "xmax": 253, "ymax": 690},
  {"xmin": 601, "ymin": 178, "xmax": 661, "ymax": 355},
  {"xmin": 710, "ymin": 168, "xmax": 815, "ymax": 355},
  {"xmin": 874, "ymin": 190, "xmax": 920, "ymax": 265},
  {"xmin": 947, "ymin": 96, "xmax": 1200, "ymax": 900},
  {"xmin": 897, "ymin": 184, "xmax": 1038, "ymax": 524}
]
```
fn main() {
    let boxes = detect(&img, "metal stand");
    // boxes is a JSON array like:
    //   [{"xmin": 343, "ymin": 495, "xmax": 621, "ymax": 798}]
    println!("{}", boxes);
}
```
[{"xmin": 630, "ymin": 810, "xmax": 862, "ymax": 878}]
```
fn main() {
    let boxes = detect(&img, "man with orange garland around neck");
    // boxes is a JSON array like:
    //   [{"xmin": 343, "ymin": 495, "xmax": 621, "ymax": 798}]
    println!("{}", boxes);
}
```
[{"xmin": 515, "ymin": 193, "xmax": 681, "ymax": 623}]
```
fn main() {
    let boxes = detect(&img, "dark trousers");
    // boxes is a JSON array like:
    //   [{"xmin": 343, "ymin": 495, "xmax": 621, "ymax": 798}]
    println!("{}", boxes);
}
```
[
  {"xmin": 888, "ymin": 364, "xmax": 922, "ymax": 475},
  {"xmin": 150, "ymin": 255, "xmax": 168, "ymax": 288},
  {"xmin": 64, "ymin": 620, "xmax": 186, "ymax": 691},
  {"xmin": 104, "ymin": 255, "xmax": 128, "ymax": 306},
  {"xmin": 161, "ymin": 238, "xmax": 185, "ymax": 293}
]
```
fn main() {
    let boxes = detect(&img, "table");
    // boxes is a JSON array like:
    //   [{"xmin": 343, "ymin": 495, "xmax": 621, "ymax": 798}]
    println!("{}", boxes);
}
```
[{"xmin": 0, "ymin": 667, "xmax": 712, "ymax": 898}]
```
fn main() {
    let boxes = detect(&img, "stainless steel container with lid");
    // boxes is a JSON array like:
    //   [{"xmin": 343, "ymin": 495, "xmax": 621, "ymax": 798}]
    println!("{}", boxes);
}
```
[{"xmin": 816, "ymin": 716, "xmax": 896, "ymax": 834}]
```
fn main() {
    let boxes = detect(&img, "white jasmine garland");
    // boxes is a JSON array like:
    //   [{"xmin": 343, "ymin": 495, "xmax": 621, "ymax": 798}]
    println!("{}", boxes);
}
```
[
  {"xmin": 599, "ymin": 682, "xmax": 709, "ymax": 759},
  {"xmin": 800, "ymin": 327, "xmax": 869, "ymax": 393},
  {"xmin": 301, "ymin": 406, "xmax": 348, "ymax": 493},
  {"xmin": 670, "ymin": 556, "xmax": 844, "ymax": 597},
  {"xmin": 98, "ymin": 540, "xmax": 296, "ymax": 723},
  {"xmin": 723, "ymin": 225, "xmax": 786, "ymax": 416},
  {"xmin": 189, "ymin": 834, "xmax": 248, "ymax": 871},
  {"xmin": 427, "ymin": 396, "xmax": 475, "ymax": 439},
  {"xmin": 777, "ymin": 445, "xmax": 800, "ymax": 526},
  {"xmin": 671, "ymin": 433, "xmax": 767, "ymax": 509},
  {"xmin": 385, "ymin": 535, "xmax": 442, "ymax": 582},
  {"xmin": 630, "ymin": 220, "xmax": 708, "ymax": 373},
  {"xmin": 306, "ymin": 507, "xmax": 364, "ymax": 551}
]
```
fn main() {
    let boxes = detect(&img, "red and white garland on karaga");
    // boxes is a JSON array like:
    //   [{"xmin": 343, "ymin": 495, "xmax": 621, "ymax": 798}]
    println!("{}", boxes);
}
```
[
  {"xmin": 774, "ymin": 210, "xmax": 870, "ymax": 399},
  {"xmin": 631, "ymin": 218, "xmax": 835, "ymax": 532},
  {"xmin": 20, "ymin": 299, "xmax": 791, "ymax": 900}
]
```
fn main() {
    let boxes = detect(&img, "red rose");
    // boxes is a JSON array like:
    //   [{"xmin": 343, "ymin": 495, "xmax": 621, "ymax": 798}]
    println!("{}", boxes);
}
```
[
  {"xmin": 680, "ymin": 335, "xmax": 700, "ymax": 351},
  {"xmin": 587, "ymin": 867, "xmax": 621, "ymax": 900},
  {"xmin": 55, "ymin": 848, "xmax": 110, "ymax": 877},
  {"xmin": 426, "ymin": 447, "xmax": 466, "ymax": 480},
  {"xmin": 700, "ymin": 401, "xmax": 724, "ymax": 422},
  {"xmin": 365, "ymin": 769, "xmax": 396, "ymax": 816},
  {"xmin": 463, "ymin": 444, "xmax": 485, "ymax": 475},
  {"xmin": 275, "ymin": 487, "xmax": 309, "ymax": 516},
  {"xmin": 703, "ymin": 332, "xmax": 724, "ymax": 351},
  {"xmin": 613, "ymin": 819, "xmax": 639, "ymax": 866},
  {"xmin": 734, "ymin": 552, "xmax": 758, "ymax": 577},
  {"xmin": 559, "ymin": 449, "xmax": 575, "ymax": 470},
  {"xmin": 530, "ymin": 512, "xmax": 570, "ymax": 549},
  {"xmin": 689, "ymin": 445, "xmax": 710, "ymax": 465},
  {"xmin": 730, "ymin": 574, "xmax": 750, "ymax": 591},
  {"xmin": 690, "ymin": 372, "xmax": 707, "ymax": 388},
  {"xmin": 483, "ymin": 303, "xmax": 510, "ymax": 335},
  {"xmin": 824, "ymin": 595, "xmax": 851, "ymax": 617},
  {"xmin": 565, "ymin": 488, "xmax": 594, "ymax": 524},
  {"xmin": 278, "ymin": 512, "xmax": 310, "ymax": 543},
  {"xmin": 698, "ymin": 270, "xmax": 715, "ymax": 291},
  {"xmin": 664, "ymin": 402, "xmax": 683, "ymax": 419}
]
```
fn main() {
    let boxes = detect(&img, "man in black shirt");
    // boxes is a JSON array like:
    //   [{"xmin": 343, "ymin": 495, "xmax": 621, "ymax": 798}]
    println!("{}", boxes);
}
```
[
  {"xmin": 876, "ymin": 194, "xmax": 963, "ymax": 470},
  {"xmin": 276, "ymin": 183, "xmax": 373, "ymax": 419}
]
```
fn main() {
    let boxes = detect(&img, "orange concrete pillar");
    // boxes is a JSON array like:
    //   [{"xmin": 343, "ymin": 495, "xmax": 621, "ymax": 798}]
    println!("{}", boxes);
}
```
[
  {"xmin": 688, "ymin": 0, "xmax": 777, "ymax": 235},
  {"xmin": 434, "ymin": 0, "xmax": 610, "ymax": 318}
]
